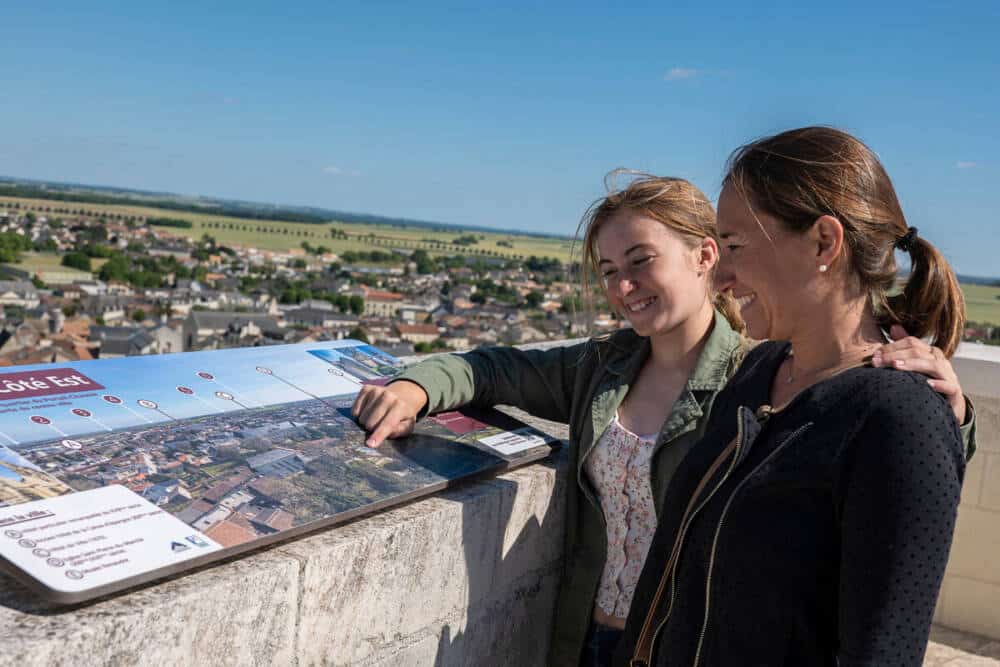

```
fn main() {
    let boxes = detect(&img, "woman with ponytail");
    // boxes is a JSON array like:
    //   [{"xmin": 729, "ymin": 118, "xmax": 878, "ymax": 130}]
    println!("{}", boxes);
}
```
[
  {"xmin": 618, "ymin": 127, "xmax": 972, "ymax": 667},
  {"xmin": 352, "ymin": 169, "xmax": 971, "ymax": 666}
]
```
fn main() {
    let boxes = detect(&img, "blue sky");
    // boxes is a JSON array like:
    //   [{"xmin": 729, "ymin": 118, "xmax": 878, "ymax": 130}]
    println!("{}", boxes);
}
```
[{"xmin": 1, "ymin": 2, "xmax": 997, "ymax": 274}]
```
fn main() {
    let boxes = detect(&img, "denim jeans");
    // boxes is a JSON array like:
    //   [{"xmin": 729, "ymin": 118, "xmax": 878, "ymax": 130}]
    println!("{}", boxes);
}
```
[{"xmin": 580, "ymin": 622, "xmax": 624, "ymax": 667}]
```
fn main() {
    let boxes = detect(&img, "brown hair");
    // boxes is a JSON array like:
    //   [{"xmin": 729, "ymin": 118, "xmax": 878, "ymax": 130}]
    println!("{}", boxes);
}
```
[
  {"xmin": 724, "ymin": 126, "xmax": 965, "ymax": 356},
  {"xmin": 575, "ymin": 171, "xmax": 744, "ymax": 334}
]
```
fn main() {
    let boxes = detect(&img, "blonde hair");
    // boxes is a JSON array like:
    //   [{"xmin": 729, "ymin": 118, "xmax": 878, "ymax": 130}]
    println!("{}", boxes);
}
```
[{"xmin": 574, "ymin": 170, "xmax": 744, "ymax": 335}]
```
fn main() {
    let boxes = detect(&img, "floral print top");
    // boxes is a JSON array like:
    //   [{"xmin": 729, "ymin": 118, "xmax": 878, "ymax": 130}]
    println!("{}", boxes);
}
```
[{"xmin": 585, "ymin": 412, "xmax": 658, "ymax": 620}]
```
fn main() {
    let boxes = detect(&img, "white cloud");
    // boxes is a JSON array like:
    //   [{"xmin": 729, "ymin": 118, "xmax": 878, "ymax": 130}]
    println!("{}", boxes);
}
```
[
  {"xmin": 956, "ymin": 161, "xmax": 978, "ymax": 169},
  {"xmin": 322, "ymin": 165, "xmax": 360, "ymax": 176},
  {"xmin": 664, "ymin": 67, "xmax": 698, "ymax": 81}
]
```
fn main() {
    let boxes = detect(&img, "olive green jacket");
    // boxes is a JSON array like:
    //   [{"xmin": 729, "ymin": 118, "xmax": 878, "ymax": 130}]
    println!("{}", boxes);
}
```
[{"xmin": 397, "ymin": 310, "xmax": 748, "ymax": 666}]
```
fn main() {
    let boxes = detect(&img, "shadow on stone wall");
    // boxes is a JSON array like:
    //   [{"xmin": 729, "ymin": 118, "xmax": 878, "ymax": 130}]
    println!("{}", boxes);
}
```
[{"xmin": 431, "ymin": 450, "xmax": 567, "ymax": 666}]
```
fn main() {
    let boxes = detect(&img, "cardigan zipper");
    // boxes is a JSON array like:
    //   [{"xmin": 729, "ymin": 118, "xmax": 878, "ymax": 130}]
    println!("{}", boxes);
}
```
[
  {"xmin": 691, "ymin": 422, "xmax": 812, "ymax": 667},
  {"xmin": 632, "ymin": 412, "xmax": 747, "ymax": 667}
]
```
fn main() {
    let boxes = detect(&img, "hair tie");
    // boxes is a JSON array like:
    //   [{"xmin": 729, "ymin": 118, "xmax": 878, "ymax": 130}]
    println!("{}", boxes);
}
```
[{"xmin": 895, "ymin": 226, "xmax": 918, "ymax": 253}]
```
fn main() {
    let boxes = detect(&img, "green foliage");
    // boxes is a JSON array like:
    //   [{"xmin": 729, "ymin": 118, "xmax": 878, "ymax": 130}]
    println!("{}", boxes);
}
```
[
  {"xmin": 414, "ymin": 338, "xmax": 449, "ymax": 353},
  {"xmin": 61, "ymin": 251, "xmax": 92, "ymax": 272},
  {"xmin": 473, "ymin": 278, "xmax": 518, "ymax": 304},
  {"xmin": 147, "ymin": 217, "xmax": 194, "ymax": 229},
  {"xmin": 349, "ymin": 295, "xmax": 364, "ymax": 316},
  {"xmin": 524, "ymin": 255, "xmax": 561, "ymax": 273},
  {"xmin": 83, "ymin": 244, "xmax": 113, "ymax": 258},
  {"xmin": 323, "ymin": 293, "xmax": 351, "ymax": 312},
  {"xmin": 410, "ymin": 249, "xmax": 437, "ymax": 274},
  {"xmin": 348, "ymin": 326, "xmax": 369, "ymax": 343},
  {"xmin": 0, "ymin": 232, "xmax": 33, "ymax": 263},
  {"xmin": 524, "ymin": 290, "xmax": 544, "ymax": 308},
  {"xmin": 31, "ymin": 275, "xmax": 46, "ymax": 289},
  {"xmin": 132, "ymin": 308, "xmax": 147, "ymax": 322},
  {"xmin": 340, "ymin": 250, "xmax": 398, "ymax": 264},
  {"xmin": 451, "ymin": 234, "xmax": 479, "ymax": 246},
  {"xmin": 98, "ymin": 254, "xmax": 130, "ymax": 282},
  {"xmin": 560, "ymin": 294, "xmax": 583, "ymax": 314},
  {"xmin": 280, "ymin": 284, "xmax": 312, "ymax": 304}
]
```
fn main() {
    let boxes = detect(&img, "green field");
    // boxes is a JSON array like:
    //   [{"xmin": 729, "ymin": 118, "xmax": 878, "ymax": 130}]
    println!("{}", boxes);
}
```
[
  {"xmin": 0, "ymin": 252, "xmax": 106, "ymax": 281},
  {"xmin": 0, "ymin": 195, "xmax": 575, "ymax": 264},
  {"xmin": 962, "ymin": 283, "xmax": 1000, "ymax": 326}
]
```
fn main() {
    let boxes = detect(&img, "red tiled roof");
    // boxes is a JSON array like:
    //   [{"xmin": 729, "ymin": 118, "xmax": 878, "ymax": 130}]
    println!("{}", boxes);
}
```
[
  {"xmin": 204, "ymin": 519, "xmax": 256, "ymax": 548},
  {"xmin": 364, "ymin": 289, "xmax": 403, "ymax": 301},
  {"xmin": 395, "ymin": 323, "xmax": 439, "ymax": 335}
]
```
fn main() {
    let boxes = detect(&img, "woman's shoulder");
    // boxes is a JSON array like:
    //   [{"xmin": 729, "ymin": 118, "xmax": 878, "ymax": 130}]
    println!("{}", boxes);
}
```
[{"xmin": 848, "ymin": 367, "xmax": 957, "ymax": 424}]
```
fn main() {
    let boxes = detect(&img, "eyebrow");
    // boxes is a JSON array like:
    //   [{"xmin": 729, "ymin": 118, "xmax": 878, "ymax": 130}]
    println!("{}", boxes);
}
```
[{"xmin": 597, "ymin": 243, "xmax": 653, "ymax": 265}]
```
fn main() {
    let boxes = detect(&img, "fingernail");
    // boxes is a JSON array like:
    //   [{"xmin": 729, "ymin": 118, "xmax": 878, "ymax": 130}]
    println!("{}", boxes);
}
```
[{"xmin": 894, "ymin": 359, "xmax": 905, "ymax": 368}]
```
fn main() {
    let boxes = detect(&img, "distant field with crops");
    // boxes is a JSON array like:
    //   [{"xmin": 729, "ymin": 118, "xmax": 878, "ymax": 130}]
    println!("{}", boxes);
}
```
[
  {"xmin": 0, "ymin": 196, "xmax": 576, "ymax": 263},
  {"xmin": 962, "ymin": 283, "xmax": 1000, "ymax": 326}
]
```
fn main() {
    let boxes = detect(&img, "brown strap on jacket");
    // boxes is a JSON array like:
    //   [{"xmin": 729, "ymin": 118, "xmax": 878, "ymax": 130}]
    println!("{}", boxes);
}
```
[{"xmin": 630, "ymin": 437, "xmax": 738, "ymax": 667}]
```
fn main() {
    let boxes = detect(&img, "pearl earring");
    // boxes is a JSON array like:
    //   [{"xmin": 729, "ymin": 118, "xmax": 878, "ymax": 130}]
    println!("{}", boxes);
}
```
[{"xmin": 819, "ymin": 264, "xmax": 828, "ymax": 273}]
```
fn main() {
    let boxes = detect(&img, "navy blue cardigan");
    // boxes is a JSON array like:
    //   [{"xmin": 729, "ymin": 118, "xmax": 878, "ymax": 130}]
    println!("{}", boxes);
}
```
[{"xmin": 615, "ymin": 341, "xmax": 965, "ymax": 667}]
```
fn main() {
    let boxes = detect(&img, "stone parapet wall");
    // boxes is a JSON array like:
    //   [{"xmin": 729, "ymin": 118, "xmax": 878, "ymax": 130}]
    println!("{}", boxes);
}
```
[
  {"xmin": 0, "ymin": 406, "xmax": 569, "ymax": 666},
  {"xmin": 935, "ymin": 344, "xmax": 1000, "ymax": 640}
]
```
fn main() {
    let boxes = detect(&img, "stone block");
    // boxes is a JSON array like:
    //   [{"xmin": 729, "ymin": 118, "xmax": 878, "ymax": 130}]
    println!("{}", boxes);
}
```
[
  {"xmin": 280, "ymin": 493, "xmax": 479, "ymax": 666},
  {"xmin": 980, "ymin": 454, "xmax": 1000, "ymax": 512},
  {"xmin": 0, "ymin": 548, "xmax": 301, "ymax": 667},
  {"xmin": 935, "ymin": 578, "xmax": 948, "ymax": 624},
  {"xmin": 940, "ymin": 577, "xmax": 1000, "ymax": 642},
  {"xmin": 963, "ymin": 449, "xmax": 987, "ymax": 507},
  {"xmin": 968, "ymin": 394, "xmax": 1000, "ymax": 454},
  {"xmin": 946, "ymin": 506, "xmax": 1000, "ymax": 584},
  {"xmin": 280, "ymin": 455, "xmax": 564, "ymax": 666},
  {"xmin": 424, "ymin": 569, "xmax": 560, "ymax": 667},
  {"xmin": 494, "ymin": 460, "xmax": 567, "ymax": 590},
  {"xmin": 953, "ymin": 347, "xmax": 1000, "ymax": 400}
]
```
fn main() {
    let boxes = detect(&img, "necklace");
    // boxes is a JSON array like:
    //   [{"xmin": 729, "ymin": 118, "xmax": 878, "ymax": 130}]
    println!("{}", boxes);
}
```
[{"xmin": 784, "ymin": 345, "xmax": 878, "ymax": 385}]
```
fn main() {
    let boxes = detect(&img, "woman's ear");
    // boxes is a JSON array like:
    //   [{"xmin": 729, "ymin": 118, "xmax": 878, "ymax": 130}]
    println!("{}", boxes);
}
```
[
  {"xmin": 812, "ymin": 215, "xmax": 844, "ymax": 270},
  {"xmin": 695, "ymin": 237, "xmax": 719, "ymax": 276}
]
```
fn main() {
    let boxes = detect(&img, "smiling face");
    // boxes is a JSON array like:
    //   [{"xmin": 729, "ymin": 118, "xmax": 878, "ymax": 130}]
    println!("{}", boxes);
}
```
[
  {"xmin": 595, "ymin": 210, "xmax": 713, "ymax": 338},
  {"xmin": 714, "ymin": 183, "xmax": 818, "ymax": 340}
]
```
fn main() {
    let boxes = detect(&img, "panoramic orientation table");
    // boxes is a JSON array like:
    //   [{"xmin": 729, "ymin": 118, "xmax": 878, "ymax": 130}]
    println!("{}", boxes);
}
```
[{"xmin": 0, "ymin": 340, "xmax": 558, "ymax": 603}]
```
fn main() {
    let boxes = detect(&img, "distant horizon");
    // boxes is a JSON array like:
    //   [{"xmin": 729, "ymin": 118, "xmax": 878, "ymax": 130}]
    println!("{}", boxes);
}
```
[
  {"xmin": 0, "ymin": 174, "xmax": 575, "ymax": 241},
  {"xmin": 3, "ymin": 173, "xmax": 1000, "ymax": 283}
]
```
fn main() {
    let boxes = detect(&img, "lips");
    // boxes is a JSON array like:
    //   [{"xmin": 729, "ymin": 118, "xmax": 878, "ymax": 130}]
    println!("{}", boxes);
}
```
[{"xmin": 626, "ymin": 296, "xmax": 657, "ymax": 313}]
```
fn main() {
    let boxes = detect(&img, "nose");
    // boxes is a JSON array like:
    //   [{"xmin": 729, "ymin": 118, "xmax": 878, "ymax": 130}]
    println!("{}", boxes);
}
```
[
  {"xmin": 617, "ymin": 277, "xmax": 637, "ymax": 297},
  {"xmin": 713, "ymin": 256, "xmax": 735, "ymax": 293}
]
